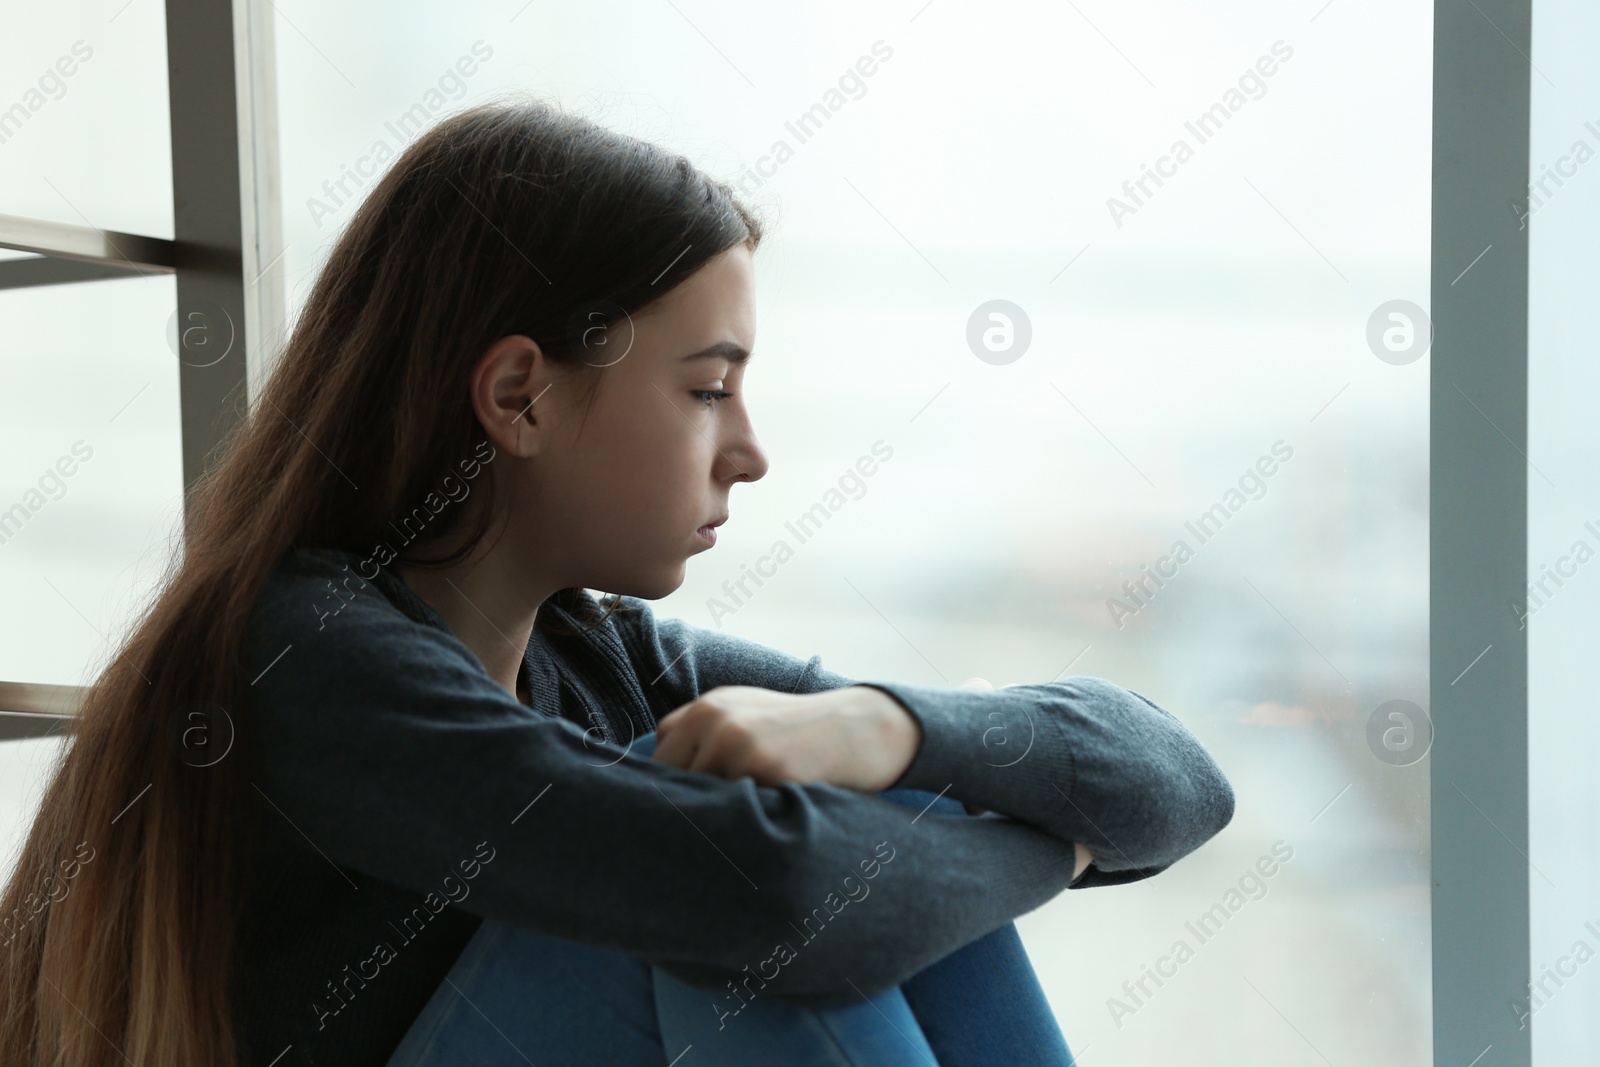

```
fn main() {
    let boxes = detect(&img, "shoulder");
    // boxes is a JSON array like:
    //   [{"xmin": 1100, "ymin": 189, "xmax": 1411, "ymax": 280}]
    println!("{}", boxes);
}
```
[
  {"xmin": 247, "ymin": 546, "xmax": 469, "ymax": 676},
  {"xmin": 242, "ymin": 551, "xmax": 531, "ymax": 750},
  {"xmin": 257, "ymin": 545, "xmax": 363, "ymax": 605}
]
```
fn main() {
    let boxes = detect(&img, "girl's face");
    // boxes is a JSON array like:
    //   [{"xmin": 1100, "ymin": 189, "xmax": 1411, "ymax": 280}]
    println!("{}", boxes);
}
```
[{"xmin": 478, "ymin": 242, "xmax": 769, "ymax": 601}]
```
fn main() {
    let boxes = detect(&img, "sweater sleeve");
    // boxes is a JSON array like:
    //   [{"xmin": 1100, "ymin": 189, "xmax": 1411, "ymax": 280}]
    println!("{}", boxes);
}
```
[
  {"xmin": 244, "ymin": 561, "xmax": 1225, "ymax": 1011},
  {"xmin": 613, "ymin": 599, "xmax": 1236, "ymax": 889}
]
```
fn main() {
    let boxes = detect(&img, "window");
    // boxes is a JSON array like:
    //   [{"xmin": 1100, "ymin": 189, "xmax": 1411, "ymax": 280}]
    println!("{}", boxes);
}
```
[
  {"xmin": 1529, "ymin": 0, "xmax": 1600, "ymax": 1060},
  {"xmin": 2, "ymin": 1, "xmax": 1567, "ymax": 1062}
]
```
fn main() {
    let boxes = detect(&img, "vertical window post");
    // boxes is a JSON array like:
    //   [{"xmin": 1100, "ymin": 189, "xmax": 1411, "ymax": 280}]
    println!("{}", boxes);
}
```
[{"xmin": 1431, "ymin": 0, "xmax": 1532, "ymax": 1062}]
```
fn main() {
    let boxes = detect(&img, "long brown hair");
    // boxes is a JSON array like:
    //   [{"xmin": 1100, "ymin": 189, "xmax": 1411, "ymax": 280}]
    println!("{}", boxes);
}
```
[{"xmin": 0, "ymin": 95, "xmax": 763, "ymax": 1066}]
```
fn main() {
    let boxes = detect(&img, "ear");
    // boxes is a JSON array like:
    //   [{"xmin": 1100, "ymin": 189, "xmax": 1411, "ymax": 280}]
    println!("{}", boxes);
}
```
[{"xmin": 469, "ymin": 335, "xmax": 559, "ymax": 458}]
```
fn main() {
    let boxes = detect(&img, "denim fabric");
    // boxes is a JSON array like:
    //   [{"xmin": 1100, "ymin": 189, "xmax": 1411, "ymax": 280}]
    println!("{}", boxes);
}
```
[{"xmin": 384, "ymin": 733, "xmax": 1076, "ymax": 1067}]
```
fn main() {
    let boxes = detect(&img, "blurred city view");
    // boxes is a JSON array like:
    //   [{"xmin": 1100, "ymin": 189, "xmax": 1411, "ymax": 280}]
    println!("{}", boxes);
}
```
[{"xmin": 0, "ymin": 1, "xmax": 1432, "ymax": 1062}]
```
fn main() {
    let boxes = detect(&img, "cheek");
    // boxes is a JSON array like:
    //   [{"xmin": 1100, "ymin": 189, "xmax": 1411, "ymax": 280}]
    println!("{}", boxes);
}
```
[
  {"xmin": 636, "ymin": 401, "xmax": 717, "ymax": 476},
  {"xmin": 581, "ymin": 439, "xmax": 693, "ymax": 523},
  {"xmin": 565, "ymin": 394, "xmax": 711, "ymax": 524}
]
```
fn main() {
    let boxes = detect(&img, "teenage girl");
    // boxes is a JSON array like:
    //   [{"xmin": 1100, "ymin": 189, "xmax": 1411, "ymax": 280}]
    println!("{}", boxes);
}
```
[{"xmin": 0, "ymin": 99, "xmax": 1234, "ymax": 1067}]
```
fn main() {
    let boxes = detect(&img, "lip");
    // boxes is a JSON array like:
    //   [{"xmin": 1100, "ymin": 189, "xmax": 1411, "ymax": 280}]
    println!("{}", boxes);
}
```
[{"xmin": 696, "ymin": 515, "xmax": 727, "ymax": 547}]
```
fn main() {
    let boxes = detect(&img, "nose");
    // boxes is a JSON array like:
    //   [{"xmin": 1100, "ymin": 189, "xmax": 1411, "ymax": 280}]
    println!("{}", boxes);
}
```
[
  {"xmin": 723, "ymin": 437, "xmax": 768, "ymax": 485},
  {"xmin": 719, "ymin": 415, "xmax": 769, "ymax": 486}
]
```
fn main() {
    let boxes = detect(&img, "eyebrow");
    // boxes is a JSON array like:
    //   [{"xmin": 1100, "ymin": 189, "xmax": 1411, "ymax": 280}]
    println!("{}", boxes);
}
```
[{"xmin": 679, "ymin": 341, "xmax": 751, "ymax": 366}]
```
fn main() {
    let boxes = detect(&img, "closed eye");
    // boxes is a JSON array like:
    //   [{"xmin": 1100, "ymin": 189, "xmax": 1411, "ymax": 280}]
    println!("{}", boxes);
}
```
[{"xmin": 693, "ymin": 389, "xmax": 734, "ymax": 407}]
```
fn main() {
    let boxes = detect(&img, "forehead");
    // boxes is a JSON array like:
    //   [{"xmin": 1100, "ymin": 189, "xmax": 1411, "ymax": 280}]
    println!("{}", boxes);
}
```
[{"xmin": 629, "ymin": 244, "xmax": 755, "ymax": 368}]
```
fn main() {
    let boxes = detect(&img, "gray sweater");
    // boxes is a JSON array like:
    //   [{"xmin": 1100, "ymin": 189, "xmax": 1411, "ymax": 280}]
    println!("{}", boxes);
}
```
[{"xmin": 234, "ymin": 546, "xmax": 1234, "ymax": 1065}]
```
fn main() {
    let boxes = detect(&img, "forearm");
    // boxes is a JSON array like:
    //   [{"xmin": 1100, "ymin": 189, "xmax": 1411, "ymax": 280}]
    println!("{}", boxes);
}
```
[
  {"xmin": 839, "ymin": 677, "xmax": 1235, "ymax": 881},
  {"xmin": 617, "ymin": 600, "xmax": 1233, "ymax": 892},
  {"xmin": 651, "ymin": 793, "xmax": 1083, "ymax": 1006},
  {"xmin": 857, "ymin": 685, "xmax": 1097, "ymax": 881}
]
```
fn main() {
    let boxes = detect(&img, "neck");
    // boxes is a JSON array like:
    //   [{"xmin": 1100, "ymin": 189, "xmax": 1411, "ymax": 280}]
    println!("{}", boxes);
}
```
[{"xmin": 393, "ymin": 552, "xmax": 547, "ymax": 699}]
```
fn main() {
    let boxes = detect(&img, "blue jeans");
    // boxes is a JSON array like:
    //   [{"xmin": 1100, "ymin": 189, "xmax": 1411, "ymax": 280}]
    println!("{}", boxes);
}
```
[{"xmin": 385, "ymin": 732, "xmax": 1076, "ymax": 1066}]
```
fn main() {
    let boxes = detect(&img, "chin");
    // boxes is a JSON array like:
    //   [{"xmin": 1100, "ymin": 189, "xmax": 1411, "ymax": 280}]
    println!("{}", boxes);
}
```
[{"xmin": 607, "ymin": 565, "xmax": 686, "ymax": 602}]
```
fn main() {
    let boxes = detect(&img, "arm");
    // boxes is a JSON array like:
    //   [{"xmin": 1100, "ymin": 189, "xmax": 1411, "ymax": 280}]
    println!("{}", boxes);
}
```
[
  {"xmin": 615, "ymin": 598, "xmax": 1236, "ymax": 886},
  {"xmin": 246, "ymin": 561, "xmax": 1093, "ymax": 1009},
  {"xmin": 647, "ymin": 681, "xmax": 1100, "ymax": 879},
  {"xmin": 861, "ymin": 686, "xmax": 1099, "ymax": 880}
]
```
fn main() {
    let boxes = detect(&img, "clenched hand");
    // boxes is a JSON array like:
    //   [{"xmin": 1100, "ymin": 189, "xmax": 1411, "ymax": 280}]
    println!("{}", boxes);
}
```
[{"xmin": 649, "ymin": 684, "xmax": 921, "ymax": 794}]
